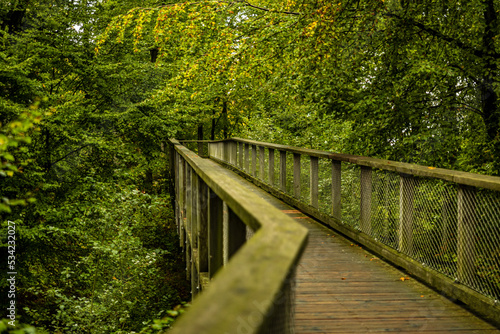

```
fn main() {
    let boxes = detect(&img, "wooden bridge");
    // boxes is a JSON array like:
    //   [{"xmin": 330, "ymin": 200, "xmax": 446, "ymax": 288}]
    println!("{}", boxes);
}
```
[{"xmin": 167, "ymin": 138, "xmax": 500, "ymax": 333}]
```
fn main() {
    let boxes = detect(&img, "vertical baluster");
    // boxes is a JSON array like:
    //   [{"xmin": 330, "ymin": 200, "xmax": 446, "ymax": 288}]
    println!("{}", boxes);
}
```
[
  {"xmin": 244, "ymin": 144, "xmax": 250, "ymax": 172},
  {"xmin": 208, "ymin": 143, "xmax": 213, "ymax": 158},
  {"xmin": 252, "ymin": 145, "xmax": 257, "ymax": 177},
  {"xmin": 310, "ymin": 156, "xmax": 319, "ymax": 209},
  {"xmin": 191, "ymin": 173, "xmax": 199, "ymax": 248},
  {"xmin": 227, "ymin": 207, "xmax": 247, "ymax": 259},
  {"xmin": 198, "ymin": 179, "xmax": 209, "ymax": 275},
  {"xmin": 186, "ymin": 164, "xmax": 193, "ymax": 238},
  {"xmin": 185, "ymin": 164, "xmax": 192, "ymax": 281},
  {"xmin": 293, "ymin": 153, "xmax": 301, "ymax": 199},
  {"xmin": 178, "ymin": 155, "xmax": 186, "ymax": 248},
  {"xmin": 332, "ymin": 160, "xmax": 342, "ymax": 222},
  {"xmin": 191, "ymin": 252, "xmax": 199, "ymax": 298},
  {"xmin": 223, "ymin": 141, "xmax": 229, "ymax": 162},
  {"xmin": 259, "ymin": 146, "xmax": 265, "ymax": 181},
  {"xmin": 399, "ymin": 175, "xmax": 414, "ymax": 255},
  {"xmin": 230, "ymin": 141, "xmax": 237, "ymax": 165},
  {"xmin": 280, "ymin": 151, "xmax": 287, "ymax": 192},
  {"xmin": 191, "ymin": 175, "xmax": 200, "ymax": 299},
  {"xmin": 457, "ymin": 185, "xmax": 476, "ymax": 285},
  {"xmin": 174, "ymin": 152, "xmax": 179, "ymax": 231},
  {"xmin": 238, "ymin": 142, "xmax": 244, "ymax": 169},
  {"xmin": 268, "ymin": 149, "xmax": 275, "ymax": 186},
  {"xmin": 208, "ymin": 190, "xmax": 223, "ymax": 278},
  {"xmin": 360, "ymin": 166, "xmax": 372, "ymax": 235}
]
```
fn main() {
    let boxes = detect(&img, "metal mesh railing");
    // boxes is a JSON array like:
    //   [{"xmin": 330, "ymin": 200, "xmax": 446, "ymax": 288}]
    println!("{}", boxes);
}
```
[{"xmin": 210, "ymin": 138, "xmax": 500, "ymax": 309}]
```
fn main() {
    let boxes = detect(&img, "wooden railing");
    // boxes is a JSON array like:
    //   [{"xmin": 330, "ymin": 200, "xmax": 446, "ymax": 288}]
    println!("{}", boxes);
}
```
[
  {"xmin": 205, "ymin": 137, "xmax": 500, "ymax": 326},
  {"xmin": 168, "ymin": 139, "xmax": 308, "ymax": 334}
]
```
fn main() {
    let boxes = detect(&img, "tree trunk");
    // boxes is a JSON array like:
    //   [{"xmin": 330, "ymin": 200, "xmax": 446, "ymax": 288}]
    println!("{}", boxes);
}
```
[
  {"xmin": 481, "ymin": 0, "xmax": 500, "ymax": 144},
  {"xmin": 211, "ymin": 109, "xmax": 216, "ymax": 140},
  {"xmin": 222, "ymin": 100, "xmax": 228, "ymax": 139}
]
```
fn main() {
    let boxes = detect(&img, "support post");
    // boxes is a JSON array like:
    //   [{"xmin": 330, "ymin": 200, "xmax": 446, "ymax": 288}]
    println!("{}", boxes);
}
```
[
  {"xmin": 191, "ymin": 173, "xmax": 199, "ymax": 249},
  {"xmin": 259, "ymin": 146, "xmax": 265, "ymax": 181},
  {"xmin": 269, "ymin": 149, "xmax": 275, "ymax": 186},
  {"xmin": 244, "ymin": 144, "xmax": 250, "ymax": 173},
  {"xmin": 360, "ymin": 166, "xmax": 372, "ymax": 235},
  {"xmin": 310, "ymin": 156, "xmax": 319, "ymax": 209},
  {"xmin": 399, "ymin": 175, "xmax": 414, "ymax": 255},
  {"xmin": 208, "ymin": 190, "xmax": 223, "ymax": 278},
  {"xmin": 252, "ymin": 145, "xmax": 257, "ymax": 177},
  {"xmin": 238, "ymin": 142, "xmax": 243, "ymax": 169},
  {"xmin": 332, "ymin": 160, "xmax": 342, "ymax": 222},
  {"xmin": 227, "ymin": 208, "xmax": 247, "ymax": 260},
  {"xmin": 186, "ymin": 164, "xmax": 193, "ymax": 238},
  {"xmin": 198, "ymin": 179, "xmax": 209, "ymax": 274},
  {"xmin": 293, "ymin": 153, "xmax": 301, "ymax": 199},
  {"xmin": 280, "ymin": 151, "xmax": 287, "ymax": 192},
  {"xmin": 230, "ymin": 141, "xmax": 237, "ymax": 165},
  {"xmin": 457, "ymin": 185, "xmax": 476, "ymax": 285}
]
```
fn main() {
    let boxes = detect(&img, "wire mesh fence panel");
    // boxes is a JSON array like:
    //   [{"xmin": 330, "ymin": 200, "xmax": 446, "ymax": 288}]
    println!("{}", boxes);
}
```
[
  {"xmin": 410, "ymin": 178, "xmax": 458, "ymax": 278},
  {"xmin": 470, "ymin": 188, "xmax": 500, "ymax": 300},
  {"xmin": 341, "ymin": 163, "xmax": 360, "ymax": 230},
  {"xmin": 370, "ymin": 170, "xmax": 400, "ymax": 250},
  {"xmin": 318, "ymin": 158, "xmax": 333, "ymax": 216}
]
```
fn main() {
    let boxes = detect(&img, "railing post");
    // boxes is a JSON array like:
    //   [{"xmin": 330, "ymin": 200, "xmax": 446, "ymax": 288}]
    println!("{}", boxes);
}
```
[
  {"xmin": 238, "ymin": 142, "xmax": 244, "ymax": 169},
  {"xmin": 252, "ymin": 145, "xmax": 257, "ymax": 177},
  {"xmin": 244, "ymin": 143, "xmax": 250, "ymax": 173},
  {"xmin": 192, "ymin": 172, "xmax": 199, "ymax": 249},
  {"xmin": 310, "ymin": 156, "xmax": 319, "ymax": 209},
  {"xmin": 259, "ymin": 146, "xmax": 265, "ymax": 181},
  {"xmin": 332, "ymin": 160, "xmax": 342, "ymax": 222},
  {"xmin": 230, "ymin": 141, "xmax": 237, "ymax": 165},
  {"xmin": 399, "ymin": 175, "xmax": 414, "ymax": 255},
  {"xmin": 223, "ymin": 141, "xmax": 229, "ymax": 162},
  {"xmin": 227, "ymin": 207, "xmax": 247, "ymax": 259},
  {"xmin": 198, "ymin": 179, "xmax": 209, "ymax": 286},
  {"xmin": 457, "ymin": 185, "xmax": 476, "ymax": 285},
  {"xmin": 208, "ymin": 190, "xmax": 224, "ymax": 278},
  {"xmin": 280, "ymin": 151, "xmax": 287, "ymax": 192},
  {"xmin": 186, "ymin": 164, "xmax": 192, "ymax": 281},
  {"xmin": 269, "ymin": 149, "xmax": 275, "ymax": 186},
  {"xmin": 293, "ymin": 153, "xmax": 301, "ymax": 199},
  {"xmin": 360, "ymin": 166, "xmax": 372, "ymax": 234},
  {"xmin": 178, "ymin": 155, "xmax": 185, "ymax": 248}
]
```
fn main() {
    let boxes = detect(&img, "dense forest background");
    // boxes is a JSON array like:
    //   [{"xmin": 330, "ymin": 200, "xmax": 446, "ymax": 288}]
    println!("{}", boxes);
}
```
[{"xmin": 1, "ymin": 0, "xmax": 500, "ymax": 333}]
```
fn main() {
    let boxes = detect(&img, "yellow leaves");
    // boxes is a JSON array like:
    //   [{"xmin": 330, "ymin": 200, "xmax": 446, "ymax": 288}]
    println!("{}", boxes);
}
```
[{"xmin": 400, "ymin": 276, "xmax": 410, "ymax": 281}]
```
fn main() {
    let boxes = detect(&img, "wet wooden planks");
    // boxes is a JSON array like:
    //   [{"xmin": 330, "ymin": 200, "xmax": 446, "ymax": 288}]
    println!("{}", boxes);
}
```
[{"xmin": 289, "ymin": 214, "xmax": 500, "ymax": 333}]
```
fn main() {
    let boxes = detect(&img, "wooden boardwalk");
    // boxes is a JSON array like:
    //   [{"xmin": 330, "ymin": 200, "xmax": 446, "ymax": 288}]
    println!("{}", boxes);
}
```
[{"xmin": 249, "ymin": 186, "xmax": 500, "ymax": 333}]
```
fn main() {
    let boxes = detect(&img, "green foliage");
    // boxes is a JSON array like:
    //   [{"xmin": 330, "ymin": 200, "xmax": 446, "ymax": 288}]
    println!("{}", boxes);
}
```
[
  {"xmin": 98, "ymin": 0, "xmax": 500, "ymax": 173},
  {"xmin": 0, "ymin": 0, "xmax": 190, "ymax": 333}
]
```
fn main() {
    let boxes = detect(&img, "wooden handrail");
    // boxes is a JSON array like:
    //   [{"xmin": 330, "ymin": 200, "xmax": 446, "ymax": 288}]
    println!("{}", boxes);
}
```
[
  {"xmin": 229, "ymin": 137, "xmax": 500, "ymax": 191},
  {"xmin": 168, "ymin": 139, "xmax": 308, "ymax": 334}
]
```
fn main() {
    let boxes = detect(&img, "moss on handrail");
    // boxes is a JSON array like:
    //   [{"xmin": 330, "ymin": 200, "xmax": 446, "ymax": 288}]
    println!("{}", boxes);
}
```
[{"xmin": 168, "ymin": 139, "xmax": 308, "ymax": 334}]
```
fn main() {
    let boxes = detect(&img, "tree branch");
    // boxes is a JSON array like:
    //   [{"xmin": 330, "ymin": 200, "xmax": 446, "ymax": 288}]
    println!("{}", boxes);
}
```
[
  {"xmin": 237, "ymin": 1, "xmax": 301, "ymax": 16},
  {"xmin": 384, "ymin": 12, "xmax": 499, "ymax": 59},
  {"xmin": 49, "ymin": 144, "xmax": 93, "ymax": 170}
]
